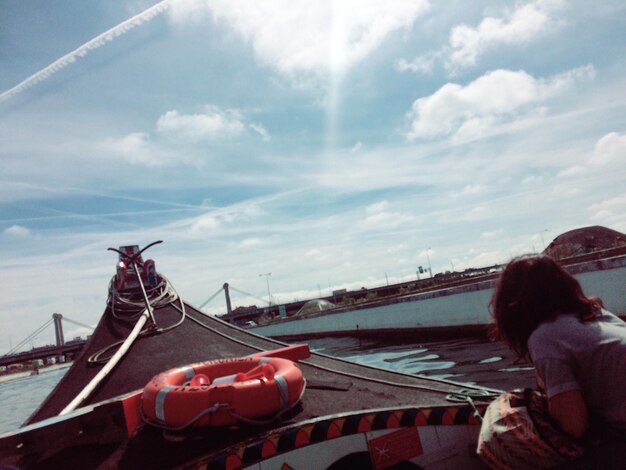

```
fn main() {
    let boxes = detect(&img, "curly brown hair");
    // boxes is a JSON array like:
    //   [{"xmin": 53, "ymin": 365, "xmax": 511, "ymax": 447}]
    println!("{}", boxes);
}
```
[{"xmin": 491, "ymin": 255, "xmax": 602, "ymax": 359}]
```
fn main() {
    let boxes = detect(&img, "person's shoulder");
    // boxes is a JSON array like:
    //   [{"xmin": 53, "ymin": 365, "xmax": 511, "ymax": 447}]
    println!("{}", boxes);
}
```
[
  {"xmin": 528, "ymin": 317, "xmax": 560, "ymax": 348},
  {"xmin": 537, "ymin": 313, "xmax": 577, "ymax": 331},
  {"xmin": 528, "ymin": 314, "xmax": 577, "ymax": 348}
]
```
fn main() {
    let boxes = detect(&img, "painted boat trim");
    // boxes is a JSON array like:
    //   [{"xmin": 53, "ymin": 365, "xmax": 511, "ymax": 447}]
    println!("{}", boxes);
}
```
[{"xmin": 183, "ymin": 403, "xmax": 487, "ymax": 469}]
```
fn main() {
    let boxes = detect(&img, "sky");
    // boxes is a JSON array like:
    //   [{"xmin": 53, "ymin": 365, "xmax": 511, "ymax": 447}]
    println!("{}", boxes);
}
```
[{"xmin": 1, "ymin": 0, "xmax": 625, "ymax": 353}]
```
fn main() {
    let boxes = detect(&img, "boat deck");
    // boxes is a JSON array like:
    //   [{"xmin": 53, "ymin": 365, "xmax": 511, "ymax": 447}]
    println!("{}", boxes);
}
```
[
  {"xmin": 30, "ymin": 303, "xmax": 490, "ymax": 423},
  {"xmin": 12, "ymin": 301, "xmax": 495, "ymax": 469}
]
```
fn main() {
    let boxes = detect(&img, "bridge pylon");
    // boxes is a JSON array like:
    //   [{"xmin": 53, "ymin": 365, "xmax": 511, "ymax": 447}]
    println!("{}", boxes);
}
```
[
  {"xmin": 223, "ymin": 283, "xmax": 232, "ymax": 315},
  {"xmin": 52, "ymin": 313, "xmax": 64, "ymax": 347}
]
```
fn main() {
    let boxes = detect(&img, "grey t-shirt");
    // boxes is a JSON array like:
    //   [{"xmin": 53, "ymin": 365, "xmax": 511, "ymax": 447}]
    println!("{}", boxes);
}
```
[{"xmin": 528, "ymin": 310, "xmax": 626, "ymax": 430}]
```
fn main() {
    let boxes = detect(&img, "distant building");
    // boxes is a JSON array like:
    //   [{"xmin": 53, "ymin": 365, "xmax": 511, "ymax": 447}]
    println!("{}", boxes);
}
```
[{"xmin": 544, "ymin": 226, "xmax": 626, "ymax": 259}]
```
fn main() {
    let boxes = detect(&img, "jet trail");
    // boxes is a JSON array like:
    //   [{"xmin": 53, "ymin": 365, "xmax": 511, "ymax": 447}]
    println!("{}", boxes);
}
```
[{"xmin": 0, "ymin": 0, "xmax": 172, "ymax": 104}]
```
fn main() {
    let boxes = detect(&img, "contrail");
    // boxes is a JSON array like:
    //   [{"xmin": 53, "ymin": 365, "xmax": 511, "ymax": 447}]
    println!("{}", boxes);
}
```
[{"xmin": 0, "ymin": 0, "xmax": 172, "ymax": 104}]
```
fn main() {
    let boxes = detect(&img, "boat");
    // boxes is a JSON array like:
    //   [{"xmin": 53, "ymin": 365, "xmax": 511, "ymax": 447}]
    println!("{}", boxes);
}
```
[
  {"xmin": 247, "ymin": 227, "xmax": 626, "ymax": 341},
  {"xmin": 0, "ymin": 242, "xmax": 499, "ymax": 469}
]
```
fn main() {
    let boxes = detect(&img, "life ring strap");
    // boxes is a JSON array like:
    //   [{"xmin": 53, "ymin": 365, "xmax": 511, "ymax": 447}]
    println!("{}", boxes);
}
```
[
  {"xmin": 180, "ymin": 365, "xmax": 195, "ymax": 380},
  {"xmin": 156, "ymin": 385, "xmax": 176, "ymax": 423},
  {"xmin": 275, "ymin": 373, "xmax": 289, "ymax": 410}
]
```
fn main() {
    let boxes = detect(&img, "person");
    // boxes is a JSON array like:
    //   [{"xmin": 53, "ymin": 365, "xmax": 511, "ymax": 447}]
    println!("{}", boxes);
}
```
[{"xmin": 491, "ymin": 255, "xmax": 626, "ymax": 466}]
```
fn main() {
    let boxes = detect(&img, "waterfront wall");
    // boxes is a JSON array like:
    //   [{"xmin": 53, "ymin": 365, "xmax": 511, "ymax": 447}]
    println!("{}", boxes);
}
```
[{"xmin": 253, "ymin": 256, "xmax": 626, "ymax": 339}]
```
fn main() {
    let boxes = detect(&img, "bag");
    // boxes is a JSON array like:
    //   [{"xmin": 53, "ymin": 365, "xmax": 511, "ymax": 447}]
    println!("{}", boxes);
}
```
[{"xmin": 477, "ymin": 389, "xmax": 585, "ymax": 469}]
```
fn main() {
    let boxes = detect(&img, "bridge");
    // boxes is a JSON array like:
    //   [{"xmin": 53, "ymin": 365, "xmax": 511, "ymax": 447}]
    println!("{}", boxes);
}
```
[{"xmin": 0, "ymin": 314, "xmax": 92, "ymax": 368}]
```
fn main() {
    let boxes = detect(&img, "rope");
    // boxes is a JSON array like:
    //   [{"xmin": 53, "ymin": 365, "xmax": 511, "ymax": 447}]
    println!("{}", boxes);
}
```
[
  {"xmin": 140, "ymin": 401, "xmax": 231, "ymax": 431},
  {"xmin": 88, "ymin": 273, "xmax": 185, "ymax": 364},
  {"xmin": 445, "ymin": 388, "xmax": 498, "ymax": 422},
  {"xmin": 106, "ymin": 274, "xmax": 176, "ymax": 323},
  {"xmin": 445, "ymin": 388, "xmax": 498, "ymax": 403}
]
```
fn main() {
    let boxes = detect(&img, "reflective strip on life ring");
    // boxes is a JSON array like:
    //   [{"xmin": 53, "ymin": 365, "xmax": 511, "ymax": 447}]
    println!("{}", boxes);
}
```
[
  {"xmin": 155, "ymin": 385, "xmax": 176, "ymax": 423},
  {"xmin": 141, "ymin": 356, "xmax": 305, "ymax": 428},
  {"xmin": 274, "ymin": 373, "xmax": 289, "ymax": 410},
  {"xmin": 180, "ymin": 365, "xmax": 195, "ymax": 380}
]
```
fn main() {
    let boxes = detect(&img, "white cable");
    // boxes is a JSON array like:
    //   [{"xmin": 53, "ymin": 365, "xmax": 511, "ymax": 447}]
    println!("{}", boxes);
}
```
[{"xmin": 59, "ymin": 309, "xmax": 148, "ymax": 415}]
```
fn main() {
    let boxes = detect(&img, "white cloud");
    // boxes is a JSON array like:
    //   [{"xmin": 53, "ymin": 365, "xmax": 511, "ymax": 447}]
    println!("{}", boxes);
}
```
[
  {"xmin": 453, "ymin": 115, "xmax": 500, "ymax": 143},
  {"xmin": 105, "ymin": 132, "xmax": 162, "ymax": 167},
  {"xmin": 522, "ymin": 175, "xmax": 543, "ymax": 185},
  {"xmin": 180, "ymin": 201, "xmax": 265, "ymax": 236},
  {"xmin": 448, "ymin": 0, "xmax": 562, "ymax": 69},
  {"xmin": 157, "ymin": 106, "xmax": 245, "ymax": 143},
  {"xmin": 590, "ymin": 131, "xmax": 626, "ymax": 167},
  {"xmin": 557, "ymin": 165, "xmax": 586, "ymax": 178},
  {"xmin": 406, "ymin": 66, "xmax": 595, "ymax": 141},
  {"xmin": 366, "ymin": 200, "xmax": 389, "ymax": 214},
  {"xmin": 589, "ymin": 194, "xmax": 626, "ymax": 226},
  {"xmin": 454, "ymin": 184, "xmax": 486, "ymax": 197},
  {"xmin": 104, "ymin": 131, "xmax": 197, "ymax": 168},
  {"xmin": 171, "ymin": 0, "xmax": 429, "ymax": 79},
  {"xmin": 190, "ymin": 215, "xmax": 222, "ymax": 233},
  {"xmin": 481, "ymin": 230, "xmax": 502, "ymax": 239},
  {"xmin": 386, "ymin": 244, "xmax": 406, "ymax": 254},
  {"xmin": 395, "ymin": 51, "xmax": 439, "ymax": 75},
  {"xmin": 168, "ymin": 0, "xmax": 209, "ymax": 23},
  {"xmin": 4, "ymin": 225, "xmax": 31, "ymax": 237},
  {"xmin": 398, "ymin": 0, "xmax": 564, "ymax": 75},
  {"xmin": 556, "ymin": 131, "xmax": 625, "ymax": 181},
  {"xmin": 104, "ymin": 104, "xmax": 269, "ymax": 167},
  {"xmin": 249, "ymin": 123, "xmax": 271, "ymax": 142},
  {"xmin": 465, "ymin": 205, "xmax": 487, "ymax": 220},
  {"xmin": 363, "ymin": 211, "xmax": 413, "ymax": 229},
  {"xmin": 350, "ymin": 141, "xmax": 363, "ymax": 153},
  {"xmin": 362, "ymin": 200, "xmax": 413, "ymax": 230},
  {"xmin": 240, "ymin": 238, "xmax": 262, "ymax": 248}
]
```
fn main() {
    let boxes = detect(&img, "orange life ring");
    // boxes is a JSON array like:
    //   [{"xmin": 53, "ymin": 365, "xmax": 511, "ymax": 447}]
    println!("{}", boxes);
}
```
[{"xmin": 141, "ymin": 356, "xmax": 305, "ymax": 428}]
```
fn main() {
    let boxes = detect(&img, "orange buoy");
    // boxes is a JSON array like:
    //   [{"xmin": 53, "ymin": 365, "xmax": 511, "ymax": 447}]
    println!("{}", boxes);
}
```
[{"xmin": 141, "ymin": 356, "xmax": 305, "ymax": 429}]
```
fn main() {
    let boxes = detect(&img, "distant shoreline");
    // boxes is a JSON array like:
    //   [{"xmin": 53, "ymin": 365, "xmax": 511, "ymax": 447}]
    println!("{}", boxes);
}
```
[{"xmin": 0, "ymin": 363, "xmax": 72, "ymax": 384}]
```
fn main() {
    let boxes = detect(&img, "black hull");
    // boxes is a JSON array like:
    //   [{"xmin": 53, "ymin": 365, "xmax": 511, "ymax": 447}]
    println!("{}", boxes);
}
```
[{"xmin": 4, "ymin": 300, "xmax": 498, "ymax": 468}]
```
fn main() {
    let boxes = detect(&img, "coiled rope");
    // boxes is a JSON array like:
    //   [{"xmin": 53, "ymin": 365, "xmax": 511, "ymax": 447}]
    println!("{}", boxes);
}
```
[
  {"xmin": 107, "ymin": 273, "xmax": 177, "ymax": 323},
  {"xmin": 87, "ymin": 273, "xmax": 186, "ymax": 364}
]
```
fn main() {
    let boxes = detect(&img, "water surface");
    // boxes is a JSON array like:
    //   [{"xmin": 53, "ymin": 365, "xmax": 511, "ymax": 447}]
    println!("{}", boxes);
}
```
[{"xmin": 306, "ymin": 336, "xmax": 535, "ymax": 391}]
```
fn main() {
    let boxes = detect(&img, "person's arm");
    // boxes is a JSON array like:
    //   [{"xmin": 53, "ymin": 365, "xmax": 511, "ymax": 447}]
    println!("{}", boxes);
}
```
[
  {"xmin": 528, "ymin": 321, "xmax": 590, "ymax": 438},
  {"xmin": 535, "ymin": 371, "xmax": 545, "ymax": 393},
  {"xmin": 548, "ymin": 389, "xmax": 588, "ymax": 439}
]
